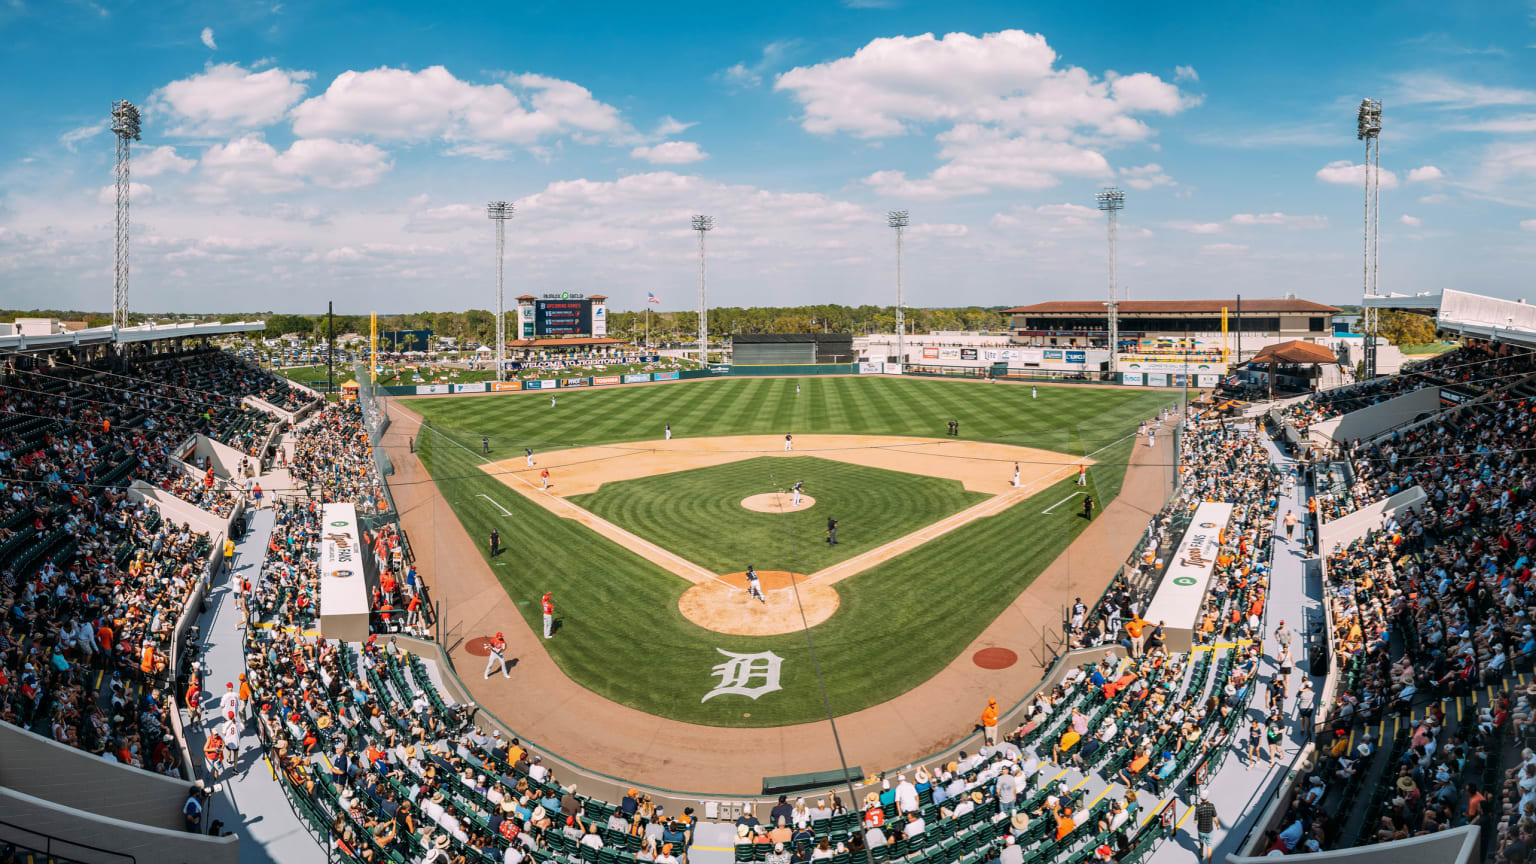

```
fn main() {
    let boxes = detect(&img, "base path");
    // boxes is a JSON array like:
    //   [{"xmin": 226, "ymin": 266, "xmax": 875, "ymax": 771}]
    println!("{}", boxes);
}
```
[{"xmin": 385, "ymin": 400, "xmax": 1174, "ymax": 792}]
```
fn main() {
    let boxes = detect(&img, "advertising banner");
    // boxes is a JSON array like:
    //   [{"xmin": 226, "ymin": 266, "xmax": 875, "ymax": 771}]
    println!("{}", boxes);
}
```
[
  {"xmin": 454, "ymin": 382, "xmax": 488, "ymax": 393},
  {"xmin": 938, "ymin": 347, "xmax": 962, "ymax": 360},
  {"xmin": 1196, "ymin": 374, "xmax": 1219, "ymax": 388},
  {"xmin": 1016, "ymin": 349, "xmax": 1044, "ymax": 365},
  {"xmin": 523, "ymin": 379, "xmax": 555, "ymax": 390},
  {"xmin": 560, "ymin": 377, "xmax": 588, "ymax": 387},
  {"xmin": 491, "ymin": 381, "xmax": 523, "ymax": 392},
  {"xmin": 653, "ymin": 371, "xmax": 680, "ymax": 381},
  {"xmin": 859, "ymin": 361, "xmax": 883, "ymax": 374},
  {"xmin": 623, "ymin": 373, "xmax": 652, "ymax": 384},
  {"xmin": 1122, "ymin": 360, "xmax": 1225, "ymax": 374},
  {"xmin": 922, "ymin": 347, "xmax": 939, "ymax": 359},
  {"xmin": 592, "ymin": 303, "xmax": 606, "ymax": 337},
  {"xmin": 960, "ymin": 348, "xmax": 978, "ymax": 360},
  {"xmin": 708, "ymin": 365, "xmax": 731, "ymax": 375},
  {"xmin": 1122, "ymin": 372, "xmax": 1144, "ymax": 386},
  {"xmin": 1172, "ymin": 374, "xmax": 1188, "ymax": 387},
  {"xmin": 1142, "ymin": 502, "xmax": 1234, "ymax": 651},
  {"xmin": 1065, "ymin": 350, "xmax": 1086, "ymax": 364},
  {"xmin": 318, "ymin": 503, "xmax": 370, "ymax": 642},
  {"xmin": 882, "ymin": 363, "xmax": 904, "ymax": 375},
  {"xmin": 1043, "ymin": 350, "xmax": 1064, "ymax": 362},
  {"xmin": 416, "ymin": 384, "xmax": 451, "ymax": 395},
  {"xmin": 591, "ymin": 375, "xmax": 621, "ymax": 386},
  {"xmin": 1148, "ymin": 373, "xmax": 1168, "ymax": 387}
]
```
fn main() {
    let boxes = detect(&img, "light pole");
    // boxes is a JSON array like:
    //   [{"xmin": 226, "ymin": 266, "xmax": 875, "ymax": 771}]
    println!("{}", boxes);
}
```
[
  {"xmin": 888, "ymin": 210, "xmax": 909, "ymax": 369},
  {"xmin": 110, "ymin": 99, "xmax": 142, "ymax": 331},
  {"xmin": 1096, "ymin": 186, "xmax": 1125, "ymax": 378},
  {"xmin": 487, "ymin": 201, "xmax": 514, "ymax": 383},
  {"xmin": 1357, "ymin": 97, "xmax": 1383, "ymax": 378},
  {"xmin": 692, "ymin": 215, "xmax": 713, "ymax": 367}
]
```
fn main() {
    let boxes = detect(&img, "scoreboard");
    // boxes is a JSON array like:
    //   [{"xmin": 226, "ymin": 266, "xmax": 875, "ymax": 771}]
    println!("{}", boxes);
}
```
[{"xmin": 534, "ymin": 299, "xmax": 592, "ymax": 336}]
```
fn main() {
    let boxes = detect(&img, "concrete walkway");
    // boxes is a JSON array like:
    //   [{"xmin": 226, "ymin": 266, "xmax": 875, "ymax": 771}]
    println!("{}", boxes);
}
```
[
  {"xmin": 1145, "ymin": 433, "xmax": 1326, "ymax": 863},
  {"xmin": 182, "ymin": 507, "xmax": 326, "ymax": 864}
]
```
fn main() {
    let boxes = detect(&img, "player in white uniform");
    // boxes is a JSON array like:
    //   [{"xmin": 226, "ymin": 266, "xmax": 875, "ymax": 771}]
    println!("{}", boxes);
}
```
[
  {"xmin": 484, "ymin": 632, "xmax": 510, "ymax": 678},
  {"xmin": 792, "ymin": 481, "xmax": 803, "ymax": 507},
  {"xmin": 1011, "ymin": 464, "xmax": 1020, "ymax": 487},
  {"xmin": 665, "ymin": 424, "xmax": 672, "ymax": 440},
  {"xmin": 525, "ymin": 448, "xmax": 534, "ymax": 467},
  {"xmin": 745, "ymin": 567, "xmax": 766, "ymax": 604},
  {"xmin": 551, "ymin": 395, "xmax": 557, "ymax": 408},
  {"xmin": 784, "ymin": 434, "xmax": 792, "ymax": 451}
]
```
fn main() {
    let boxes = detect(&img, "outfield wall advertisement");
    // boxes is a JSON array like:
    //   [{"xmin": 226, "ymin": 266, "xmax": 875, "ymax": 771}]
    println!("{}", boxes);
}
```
[
  {"xmin": 319, "ymin": 503, "xmax": 370, "ymax": 643},
  {"xmin": 623, "ymin": 373, "xmax": 651, "ymax": 384},
  {"xmin": 454, "ymin": 382, "xmax": 488, "ymax": 393},
  {"xmin": 492, "ymin": 382, "xmax": 522, "ymax": 392},
  {"xmin": 591, "ymin": 375, "xmax": 621, "ymax": 386},
  {"xmin": 416, "ymin": 384, "xmax": 450, "ymax": 394},
  {"xmin": 1143, "ymin": 501, "xmax": 1233, "ymax": 653},
  {"xmin": 653, "ymin": 371, "xmax": 680, "ymax": 381}
]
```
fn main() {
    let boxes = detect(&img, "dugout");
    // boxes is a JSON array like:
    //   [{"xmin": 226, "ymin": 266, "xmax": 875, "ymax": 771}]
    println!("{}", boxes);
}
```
[{"xmin": 732, "ymin": 333, "xmax": 854, "ymax": 365}]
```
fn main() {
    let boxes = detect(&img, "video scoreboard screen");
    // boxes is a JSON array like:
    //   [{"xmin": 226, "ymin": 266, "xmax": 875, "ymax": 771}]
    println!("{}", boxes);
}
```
[{"xmin": 534, "ymin": 299, "xmax": 592, "ymax": 336}]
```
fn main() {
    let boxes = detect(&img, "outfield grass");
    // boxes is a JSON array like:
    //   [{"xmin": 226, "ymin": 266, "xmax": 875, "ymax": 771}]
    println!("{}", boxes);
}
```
[
  {"xmin": 569, "ymin": 456, "xmax": 987, "ymax": 575},
  {"xmin": 408, "ymin": 377, "xmax": 1175, "ymax": 726}
]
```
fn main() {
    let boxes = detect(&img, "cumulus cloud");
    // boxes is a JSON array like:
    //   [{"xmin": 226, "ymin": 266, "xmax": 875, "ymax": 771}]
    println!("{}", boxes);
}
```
[
  {"xmin": 630, "ymin": 141, "xmax": 707, "ymax": 164},
  {"xmin": 200, "ymin": 27, "xmax": 217, "ymax": 50},
  {"xmin": 195, "ymin": 133, "xmax": 390, "ymax": 198},
  {"xmin": 136, "ymin": 145, "xmax": 196, "ymax": 177},
  {"xmin": 1400, "ymin": 214, "xmax": 1422, "ymax": 227},
  {"xmin": 1522, "ymin": 220, "xmax": 1536, "ymax": 232},
  {"xmin": 152, "ymin": 62, "xmax": 312, "ymax": 135},
  {"xmin": 1407, "ymin": 165, "xmax": 1444, "ymax": 183},
  {"xmin": 1419, "ymin": 193, "xmax": 1449, "ymax": 204},
  {"xmin": 97, "ymin": 182, "xmax": 153, "ymax": 205},
  {"xmin": 274, "ymin": 138, "xmax": 392, "ymax": 188},
  {"xmin": 1174, "ymin": 65, "xmax": 1198, "ymax": 82},
  {"xmin": 776, "ymin": 30, "xmax": 1197, "ymax": 197},
  {"xmin": 1120, "ymin": 163, "xmax": 1175, "ymax": 190},
  {"xmin": 288, "ymin": 66, "xmax": 626, "ymax": 155},
  {"xmin": 1316, "ymin": 160, "xmax": 1400, "ymax": 188},
  {"xmin": 717, "ymin": 40, "xmax": 799, "ymax": 89},
  {"xmin": 1228, "ymin": 212, "xmax": 1327, "ymax": 229}
]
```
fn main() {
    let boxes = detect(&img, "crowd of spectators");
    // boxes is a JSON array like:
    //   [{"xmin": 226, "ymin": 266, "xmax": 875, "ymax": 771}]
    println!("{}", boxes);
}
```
[{"xmin": 291, "ymin": 404, "xmax": 393, "ymax": 517}]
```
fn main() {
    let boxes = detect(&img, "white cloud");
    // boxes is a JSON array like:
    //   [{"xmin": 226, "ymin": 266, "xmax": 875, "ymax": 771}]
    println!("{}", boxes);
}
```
[
  {"xmin": 1315, "ymin": 160, "xmax": 1400, "ymax": 188},
  {"xmin": 1522, "ymin": 220, "xmax": 1536, "ymax": 232},
  {"xmin": 630, "ymin": 141, "xmax": 707, "ymax": 164},
  {"xmin": 653, "ymin": 116, "xmax": 695, "ymax": 138},
  {"xmin": 152, "ymin": 62, "xmax": 312, "ymax": 135},
  {"xmin": 1393, "ymin": 73, "xmax": 1536, "ymax": 109},
  {"xmin": 717, "ymin": 40, "xmax": 799, "ymax": 89},
  {"xmin": 1419, "ymin": 193, "xmax": 1449, "ymax": 204},
  {"xmin": 1200, "ymin": 243, "xmax": 1248, "ymax": 255},
  {"xmin": 195, "ymin": 133, "xmax": 390, "ymax": 198},
  {"xmin": 1400, "ymin": 214, "xmax": 1422, "ymax": 227},
  {"xmin": 200, "ymin": 27, "xmax": 217, "ymax": 50},
  {"xmin": 1450, "ymin": 115, "xmax": 1536, "ymax": 134},
  {"xmin": 273, "ymin": 138, "xmax": 392, "ymax": 188},
  {"xmin": 1407, "ymin": 165, "xmax": 1444, "ymax": 183},
  {"xmin": 59, "ymin": 122, "xmax": 105, "ymax": 152},
  {"xmin": 1120, "ymin": 163, "xmax": 1175, "ymax": 190},
  {"xmin": 96, "ymin": 182, "xmax": 153, "ymax": 205},
  {"xmin": 1174, "ymin": 222, "xmax": 1223, "ymax": 234},
  {"xmin": 1229, "ymin": 212, "xmax": 1328, "ymax": 229},
  {"xmin": 776, "ymin": 30, "xmax": 1196, "ymax": 197},
  {"xmin": 1174, "ymin": 65, "xmax": 1198, "ymax": 83},
  {"xmin": 136, "ymin": 145, "xmax": 196, "ymax": 177},
  {"xmin": 289, "ymin": 66, "xmax": 626, "ymax": 154}
]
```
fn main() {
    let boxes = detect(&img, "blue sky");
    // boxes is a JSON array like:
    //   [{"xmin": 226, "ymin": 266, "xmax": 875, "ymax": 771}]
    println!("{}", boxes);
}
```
[{"xmin": 1, "ymin": 0, "xmax": 1534, "ymax": 314}]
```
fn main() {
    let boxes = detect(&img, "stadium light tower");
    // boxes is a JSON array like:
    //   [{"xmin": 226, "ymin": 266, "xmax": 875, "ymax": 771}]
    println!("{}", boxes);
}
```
[
  {"xmin": 487, "ymin": 201, "xmax": 514, "ymax": 384},
  {"xmin": 1357, "ymin": 98, "xmax": 1383, "ymax": 378},
  {"xmin": 110, "ymin": 99, "xmax": 142, "ymax": 331},
  {"xmin": 1096, "ymin": 186, "xmax": 1125, "ymax": 376},
  {"xmin": 692, "ymin": 215, "xmax": 713, "ymax": 366},
  {"xmin": 887, "ymin": 210, "xmax": 909, "ymax": 369}
]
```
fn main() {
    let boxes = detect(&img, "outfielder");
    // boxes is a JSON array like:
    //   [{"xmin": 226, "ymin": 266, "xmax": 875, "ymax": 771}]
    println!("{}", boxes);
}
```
[
  {"xmin": 792, "ymin": 481, "xmax": 803, "ymax": 507},
  {"xmin": 551, "ymin": 395, "xmax": 557, "ymax": 408},
  {"xmin": 525, "ymin": 447, "xmax": 533, "ymax": 467},
  {"xmin": 541, "ymin": 592, "xmax": 554, "ymax": 639},
  {"xmin": 482, "ymin": 436, "xmax": 490, "ymax": 455},
  {"xmin": 784, "ymin": 434, "xmax": 793, "ymax": 451},
  {"xmin": 745, "ymin": 566, "xmax": 766, "ymax": 604},
  {"xmin": 1032, "ymin": 386, "xmax": 1037, "ymax": 399},
  {"xmin": 483, "ymin": 632, "xmax": 510, "ymax": 678},
  {"xmin": 665, "ymin": 424, "xmax": 672, "ymax": 441}
]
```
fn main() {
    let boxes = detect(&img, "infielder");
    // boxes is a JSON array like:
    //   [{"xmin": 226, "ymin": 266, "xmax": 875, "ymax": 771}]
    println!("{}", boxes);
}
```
[
  {"xmin": 525, "ymin": 447, "xmax": 533, "ymax": 467},
  {"xmin": 665, "ymin": 424, "xmax": 672, "ymax": 441},
  {"xmin": 541, "ymin": 592, "xmax": 554, "ymax": 639},
  {"xmin": 792, "ymin": 481, "xmax": 803, "ymax": 507},
  {"xmin": 784, "ymin": 434, "xmax": 793, "ymax": 451},
  {"xmin": 483, "ymin": 632, "xmax": 510, "ymax": 678},
  {"xmin": 1076, "ymin": 465, "xmax": 1088, "ymax": 486},
  {"xmin": 482, "ymin": 436, "xmax": 490, "ymax": 455},
  {"xmin": 540, "ymin": 468, "xmax": 550, "ymax": 490},
  {"xmin": 1011, "ymin": 464, "xmax": 1021, "ymax": 487},
  {"xmin": 745, "ymin": 566, "xmax": 766, "ymax": 604}
]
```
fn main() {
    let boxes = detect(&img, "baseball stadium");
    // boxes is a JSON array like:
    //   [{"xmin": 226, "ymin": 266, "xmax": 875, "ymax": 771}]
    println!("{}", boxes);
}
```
[{"xmin": 2, "ymin": 8, "xmax": 1530, "ymax": 864}]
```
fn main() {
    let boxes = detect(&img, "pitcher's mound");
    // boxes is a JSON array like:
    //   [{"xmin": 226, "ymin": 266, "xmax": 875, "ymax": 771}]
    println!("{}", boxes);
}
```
[
  {"xmin": 741, "ymin": 492, "xmax": 816, "ymax": 513},
  {"xmin": 679, "ymin": 570, "xmax": 839, "ymax": 636}
]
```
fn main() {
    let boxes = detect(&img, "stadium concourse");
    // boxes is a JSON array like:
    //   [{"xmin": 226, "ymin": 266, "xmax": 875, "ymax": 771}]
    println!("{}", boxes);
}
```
[{"xmin": 2, "ymin": 339, "xmax": 1529, "ymax": 864}]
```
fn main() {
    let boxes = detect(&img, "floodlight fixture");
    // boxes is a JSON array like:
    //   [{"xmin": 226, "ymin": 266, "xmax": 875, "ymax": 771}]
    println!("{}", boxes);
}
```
[
  {"xmin": 887, "ymin": 210, "xmax": 909, "ymax": 368},
  {"xmin": 1096, "ymin": 187, "xmax": 1125, "ymax": 375},
  {"xmin": 488, "ymin": 201, "xmax": 514, "ymax": 383},
  {"xmin": 110, "ymin": 100, "xmax": 142, "ymax": 331},
  {"xmin": 693, "ymin": 215, "xmax": 713, "ymax": 365}
]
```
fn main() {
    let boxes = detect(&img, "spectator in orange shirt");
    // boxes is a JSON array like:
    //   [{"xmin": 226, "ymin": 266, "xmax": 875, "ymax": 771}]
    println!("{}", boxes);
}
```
[
  {"xmin": 981, "ymin": 698, "xmax": 999, "ymax": 746},
  {"xmin": 1054, "ymin": 807, "xmax": 1076, "ymax": 840}
]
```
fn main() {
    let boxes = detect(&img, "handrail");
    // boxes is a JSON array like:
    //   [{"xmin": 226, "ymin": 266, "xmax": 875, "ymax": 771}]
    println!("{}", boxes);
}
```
[{"xmin": 0, "ymin": 815, "xmax": 137, "ymax": 863}]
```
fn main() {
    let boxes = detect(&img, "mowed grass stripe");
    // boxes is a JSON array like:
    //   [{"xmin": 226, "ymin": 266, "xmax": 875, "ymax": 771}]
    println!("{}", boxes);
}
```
[{"xmin": 409, "ymin": 378, "xmax": 1172, "ymax": 726}]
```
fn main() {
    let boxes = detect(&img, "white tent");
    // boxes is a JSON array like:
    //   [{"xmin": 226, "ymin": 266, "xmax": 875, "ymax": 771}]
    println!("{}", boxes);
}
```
[{"xmin": 474, "ymin": 345, "xmax": 494, "ymax": 353}]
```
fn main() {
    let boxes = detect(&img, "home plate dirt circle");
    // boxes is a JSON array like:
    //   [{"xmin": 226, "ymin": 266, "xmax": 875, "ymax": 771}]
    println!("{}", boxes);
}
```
[
  {"xmin": 740, "ymin": 492, "xmax": 816, "ymax": 513},
  {"xmin": 972, "ymin": 647, "xmax": 1018, "ymax": 670},
  {"xmin": 679, "ymin": 570, "xmax": 839, "ymax": 636}
]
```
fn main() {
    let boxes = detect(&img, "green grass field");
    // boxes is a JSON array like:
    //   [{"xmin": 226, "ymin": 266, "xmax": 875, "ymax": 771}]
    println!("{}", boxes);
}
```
[
  {"xmin": 569, "ymin": 456, "xmax": 986, "ymax": 575},
  {"xmin": 407, "ymin": 376, "xmax": 1175, "ymax": 726}
]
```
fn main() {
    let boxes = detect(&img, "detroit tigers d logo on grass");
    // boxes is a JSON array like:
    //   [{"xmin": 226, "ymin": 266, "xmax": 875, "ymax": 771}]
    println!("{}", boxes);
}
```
[{"xmin": 702, "ymin": 648, "xmax": 784, "ymax": 702}]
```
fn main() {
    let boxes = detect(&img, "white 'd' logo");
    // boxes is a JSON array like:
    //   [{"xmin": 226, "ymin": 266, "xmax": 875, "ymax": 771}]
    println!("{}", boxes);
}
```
[{"xmin": 702, "ymin": 649, "xmax": 784, "ymax": 703}]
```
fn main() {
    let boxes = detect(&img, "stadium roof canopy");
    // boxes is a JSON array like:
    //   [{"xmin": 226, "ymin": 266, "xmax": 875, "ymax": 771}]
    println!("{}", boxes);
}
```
[
  {"xmin": 1364, "ymin": 288, "xmax": 1536, "ymax": 348},
  {"xmin": 1250, "ymin": 339, "xmax": 1338, "ymax": 365},
  {"xmin": 1002, "ymin": 299, "xmax": 1339, "ymax": 314},
  {"xmin": 0, "ymin": 320, "xmax": 265, "ymax": 354}
]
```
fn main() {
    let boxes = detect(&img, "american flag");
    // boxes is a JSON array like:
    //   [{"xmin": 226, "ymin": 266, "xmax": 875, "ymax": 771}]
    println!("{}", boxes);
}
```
[{"xmin": 647, "ymin": 292, "xmax": 661, "ymax": 305}]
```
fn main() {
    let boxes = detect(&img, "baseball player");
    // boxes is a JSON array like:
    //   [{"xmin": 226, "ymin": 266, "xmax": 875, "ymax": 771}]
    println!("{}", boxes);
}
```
[
  {"xmin": 745, "ymin": 566, "xmax": 766, "ymax": 604},
  {"xmin": 483, "ymin": 632, "xmax": 510, "ymax": 678},
  {"xmin": 1032, "ymin": 386, "xmax": 1037, "ymax": 399},
  {"xmin": 795, "ymin": 384, "xmax": 800, "ymax": 394},
  {"xmin": 482, "ymin": 435, "xmax": 490, "ymax": 454},
  {"xmin": 826, "ymin": 517, "xmax": 838, "ymax": 546},
  {"xmin": 221, "ymin": 712, "xmax": 240, "ymax": 764},
  {"xmin": 1011, "ymin": 464, "xmax": 1021, "ymax": 488},
  {"xmin": 218, "ymin": 682, "xmax": 239, "ymax": 725},
  {"xmin": 540, "ymin": 468, "xmax": 550, "ymax": 490},
  {"xmin": 665, "ymin": 424, "xmax": 672, "ymax": 440},
  {"xmin": 525, "ymin": 447, "xmax": 534, "ymax": 467},
  {"xmin": 1076, "ymin": 465, "xmax": 1088, "ymax": 486},
  {"xmin": 792, "ymin": 481, "xmax": 803, "ymax": 507},
  {"xmin": 541, "ymin": 592, "xmax": 554, "ymax": 639},
  {"xmin": 551, "ymin": 395, "xmax": 557, "ymax": 408},
  {"xmin": 784, "ymin": 433, "xmax": 793, "ymax": 451}
]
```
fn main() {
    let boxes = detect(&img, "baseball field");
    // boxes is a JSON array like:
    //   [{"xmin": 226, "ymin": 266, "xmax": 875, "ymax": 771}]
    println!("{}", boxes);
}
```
[{"xmin": 406, "ymin": 376, "xmax": 1174, "ymax": 727}]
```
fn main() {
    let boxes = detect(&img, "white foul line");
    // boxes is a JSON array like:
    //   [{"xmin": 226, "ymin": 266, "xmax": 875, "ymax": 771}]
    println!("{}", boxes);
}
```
[
  {"xmin": 1041, "ymin": 490, "xmax": 1086, "ymax": 514},
  {"xmin": 477, "ymin": 494, "xmax": 513, "ymax": 517}
]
